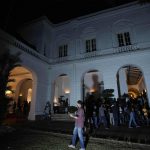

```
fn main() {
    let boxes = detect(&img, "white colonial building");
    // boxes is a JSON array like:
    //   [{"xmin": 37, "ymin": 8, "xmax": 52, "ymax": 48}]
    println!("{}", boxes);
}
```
[{"xmin": 0, "ymin": 1, "xmax": 150, "ymax": 120}]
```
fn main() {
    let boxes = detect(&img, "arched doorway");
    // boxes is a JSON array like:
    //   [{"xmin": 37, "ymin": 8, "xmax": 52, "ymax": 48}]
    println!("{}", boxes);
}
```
[
  {"xmin": 7, "ymin": 66, "xmax": 33, "ymax": 117},
  {"xmin": 53, "ymin": 74, "xmax": 70, "ymax": 113},
  {"xmin": 117, "ymin": 65, "xmax": 148, "ymax": 103},
  {"xmin": 82, "ymin": 70, "xmax": 103, "ymax": 103}
]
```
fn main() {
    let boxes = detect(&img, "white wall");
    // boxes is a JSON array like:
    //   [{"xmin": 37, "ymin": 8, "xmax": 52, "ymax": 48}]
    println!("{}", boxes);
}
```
[{"xmin": 1, "ymin": 2, "xmax": 150, "ymax": 120}]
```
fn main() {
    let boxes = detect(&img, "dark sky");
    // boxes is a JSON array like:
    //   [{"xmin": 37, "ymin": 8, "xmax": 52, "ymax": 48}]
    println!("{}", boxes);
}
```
[{"xmin": 0, "ymin": 0, "xmax": 136, "ymax": 31}]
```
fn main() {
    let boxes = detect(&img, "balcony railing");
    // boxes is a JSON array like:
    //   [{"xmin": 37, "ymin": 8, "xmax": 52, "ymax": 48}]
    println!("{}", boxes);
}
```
[
  {"xmin": 53, "ymin": 44, "xmax": 141, "ymax": 63},
  {"xmin": 53, "ymin": 56, "xmax": 69, "ymax": 63},
  {"xmin": 0, "ymin": 29, "xmax": 143, "ymax": 65},
  {"xmin": 113, "ymin": 44, "xmax": 139, "ymax": 53}
]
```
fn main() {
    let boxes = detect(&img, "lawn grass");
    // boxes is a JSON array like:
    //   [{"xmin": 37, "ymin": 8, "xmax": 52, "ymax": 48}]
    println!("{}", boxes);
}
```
[{"xmin": 1, "ymin": 128, "xmax": 149, "ymax": 150}]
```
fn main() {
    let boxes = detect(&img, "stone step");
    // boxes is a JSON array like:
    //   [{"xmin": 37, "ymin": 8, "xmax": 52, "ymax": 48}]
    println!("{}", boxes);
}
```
[{"xmin": 51, "ymin": 114, "xmax": 74, "ymax": 121}]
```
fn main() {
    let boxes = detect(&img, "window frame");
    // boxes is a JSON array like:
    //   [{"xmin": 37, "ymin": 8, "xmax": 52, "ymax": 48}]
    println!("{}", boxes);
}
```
[
  {"xmin": 58, "ymin": 44, "xmax": 68, "ymax": 58},
  {"xmin": 117, "ymin": 32, "xmax": 131, "ymax": 47},
  {"xmin": 85, "ymin": 38, "xmax": 96, "ymax": 53}
]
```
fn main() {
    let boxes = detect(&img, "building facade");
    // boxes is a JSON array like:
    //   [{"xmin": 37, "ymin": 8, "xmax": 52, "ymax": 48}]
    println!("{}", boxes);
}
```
[{"xmin": 0, "ymin": 2, "xmax": 150, "ymax": 120}]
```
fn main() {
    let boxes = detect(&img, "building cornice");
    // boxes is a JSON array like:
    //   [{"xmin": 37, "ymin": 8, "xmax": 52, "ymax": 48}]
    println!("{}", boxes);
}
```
[
  {"xmin": 0, "ymin": 29, "xmax": 50, "ymax": 64},
  {"xmin": 49, "ymin": 44, "xmax": 150, "ymax": 67}
]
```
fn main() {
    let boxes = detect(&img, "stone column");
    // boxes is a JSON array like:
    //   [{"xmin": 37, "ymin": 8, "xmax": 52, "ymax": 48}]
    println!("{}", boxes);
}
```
[
  {"xmin": 103, "ymin": 70, "xmax": 118, "ymax": 99},
  {"xmin": 143, "ymin": 71, "xmax": 150, "ymax": 106},
  {"xmin": 70, "ymin": 64, "xmax": 82, "ymax": 106},
  {"xmin": 118, "ymin": 68, "xmax": 128, "ymax": 96},
  {"xmin": 28, "ymin": 78, "xmax": 37, "ymax": 120}
]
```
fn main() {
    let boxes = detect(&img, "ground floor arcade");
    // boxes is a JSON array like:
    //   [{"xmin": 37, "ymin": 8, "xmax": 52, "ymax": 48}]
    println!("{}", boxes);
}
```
[{"xmin": 2, "ymin": 35, "xmax": 150, "ymax": 120}]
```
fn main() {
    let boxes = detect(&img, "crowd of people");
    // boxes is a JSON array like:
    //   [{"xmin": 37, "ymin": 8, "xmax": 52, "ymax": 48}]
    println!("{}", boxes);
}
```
[
  {"xmin": 68, "ymin": 94, "xmax": 150, "ymax": 150},
  {"xmin": 7, "ymin": 98, "xmax": 30, "ymax": 117},
  {"xmin": 84, "ymin": 94, "xmax": 150, "ymax": 130},
  {"xmin": 67, "ymin": 95, "xmax": 150, "ymax": 150}
]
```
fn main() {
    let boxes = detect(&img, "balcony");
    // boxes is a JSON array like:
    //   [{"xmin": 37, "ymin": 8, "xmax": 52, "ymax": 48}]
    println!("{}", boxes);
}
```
[
  {"xmin": 52, "ymin": 44, "xmax": 141, "ymax": 63},
  {"xmin": 53, "ymin": 56, "xmax": 69, "ymax": 63},
  {"xmin": 113, "ymin": 44, "xmax": 139, "ymax": 53}
]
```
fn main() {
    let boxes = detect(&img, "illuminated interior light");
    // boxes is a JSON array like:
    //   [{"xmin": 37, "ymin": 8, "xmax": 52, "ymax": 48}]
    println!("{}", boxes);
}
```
[
  {"xmin": 5, "ymin": 90, "xmax": 12, "ymax": 95},
  {"xmin": 65, "ymin": 89, "xmax": 70, "ymax": 94}
]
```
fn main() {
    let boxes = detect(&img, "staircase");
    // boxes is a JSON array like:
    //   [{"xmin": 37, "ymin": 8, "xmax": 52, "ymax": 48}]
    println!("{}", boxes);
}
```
[{"xmin": 51, "ymin": 114, "xmax": 74, "ymax": 121}]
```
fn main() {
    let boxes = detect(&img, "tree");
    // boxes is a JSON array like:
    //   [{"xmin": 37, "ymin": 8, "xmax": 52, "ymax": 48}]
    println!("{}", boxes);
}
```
[{"xmin": 0, "ymin": 50, "xmax": 21, "ymax": 123}]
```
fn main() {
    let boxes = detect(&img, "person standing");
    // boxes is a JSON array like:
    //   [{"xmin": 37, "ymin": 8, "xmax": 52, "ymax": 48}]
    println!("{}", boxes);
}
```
[
  {"xmin": 109, "ymin": 105, "xmax": 115, "ymax": 126},
  {"xmin": 68, "ymin": 100, "xmax": 85, "ymax": 150},
  {"xmin": 92, "ymin": 104, "xmax": 98, "ymax": 128},
  {"xmin": 98, "ymin": 104, "xmax": 109, "ymax": 129},
  {"xmin": 128, "ymin": 107, "xmax": 140, "ymax": 128}
]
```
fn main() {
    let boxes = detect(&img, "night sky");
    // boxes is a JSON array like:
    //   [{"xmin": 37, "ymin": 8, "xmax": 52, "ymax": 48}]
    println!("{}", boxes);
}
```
[{"xmin": 0, "ymin": 0, "xmax": 136, "ymax": 31}]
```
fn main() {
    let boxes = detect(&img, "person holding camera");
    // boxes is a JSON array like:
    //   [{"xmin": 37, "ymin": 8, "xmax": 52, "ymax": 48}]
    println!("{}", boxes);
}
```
[{"xmin": 68, "ymin": 100, "xmax": 85, "ymax": 150}]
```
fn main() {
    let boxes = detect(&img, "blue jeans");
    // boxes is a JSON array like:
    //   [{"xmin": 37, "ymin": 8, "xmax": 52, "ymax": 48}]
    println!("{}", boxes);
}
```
[
  {"xmin": 72, "ymin": 126, "xmax": 85, "ymax": 149},
  {"xmin": 129, "ymin": 112, "xmax": 137, "ymax": 127},
  {"xmin": 92, "ymin": 116, "xmax": 98, "ymax": 128},
  {"xmin": 98, "ymin": 116, "xmax": 108, "ymax": 128}
]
